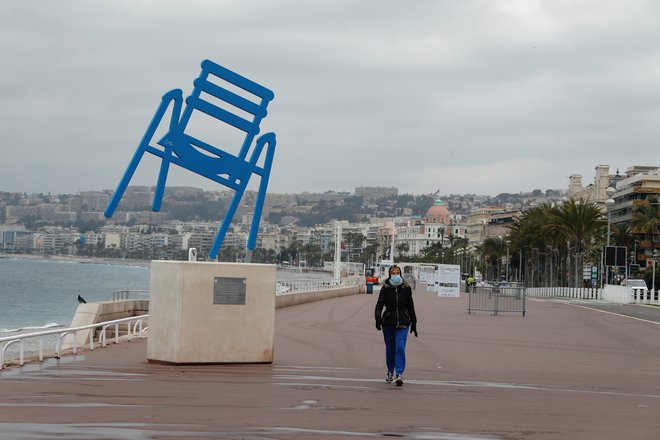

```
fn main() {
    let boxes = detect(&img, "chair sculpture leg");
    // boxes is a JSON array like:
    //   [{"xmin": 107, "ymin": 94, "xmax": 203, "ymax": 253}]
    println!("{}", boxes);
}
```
[
  {"xmin": 246, "ymin": 133, "xmax": 276, "ymax": 251},
  {"xmin": 209, "ymin": 188, "xmax": 246, "ymax": 259},
  {"xmin": 105, "ymin": 90, "xmax": 182, "ymax": 217},
  {"xmin": 152, "ymin": 143, "xmax": 174, "ymax": 212},
  {"xmin": 105, "ymin": 146, "xmax": 147, "ymax": 218}
]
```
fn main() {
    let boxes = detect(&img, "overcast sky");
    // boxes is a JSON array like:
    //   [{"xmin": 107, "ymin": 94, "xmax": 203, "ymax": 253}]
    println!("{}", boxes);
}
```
[{"xmin": 1, "ymin": 0, "xmax": 659, "ymax": 197}]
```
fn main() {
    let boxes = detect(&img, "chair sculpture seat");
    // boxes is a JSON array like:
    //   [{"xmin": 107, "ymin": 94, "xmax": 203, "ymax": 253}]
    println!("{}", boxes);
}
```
[
  {"xmin": 158, "ymin": 133, "xmax": 254, "ymax": 188},
  {"xmin": 104, "ymin": 60, "xmax": 277, "ymax": 260}
]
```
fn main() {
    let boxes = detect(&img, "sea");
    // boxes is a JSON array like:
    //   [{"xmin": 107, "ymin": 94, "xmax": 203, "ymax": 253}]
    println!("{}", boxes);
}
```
[
  {"xmin": 0, "ymin": 258, "xmax": 150, "ymax": 335},
  {"xmin": 0, "ymin": 257, "xmax": 332, "ymax": 337}
]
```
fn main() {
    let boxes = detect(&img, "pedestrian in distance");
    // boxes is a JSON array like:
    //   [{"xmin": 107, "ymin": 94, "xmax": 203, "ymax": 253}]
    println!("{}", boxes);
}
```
[{"xmin": 374, "ymin": 264, "xmax": 417, "ymax": 386}]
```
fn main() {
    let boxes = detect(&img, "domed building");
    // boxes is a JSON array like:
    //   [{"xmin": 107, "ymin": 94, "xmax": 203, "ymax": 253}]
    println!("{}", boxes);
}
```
[
  {"xmin": 425, "ymin": 199, "xmax": 451, "ymax": 225},
  {"xmin": 423, "ymin": 199, "xmax": 453, "ymax": 250},
  {"xmin": 391, "ymin": 199, "xmax": 456, "ymax": 258}
]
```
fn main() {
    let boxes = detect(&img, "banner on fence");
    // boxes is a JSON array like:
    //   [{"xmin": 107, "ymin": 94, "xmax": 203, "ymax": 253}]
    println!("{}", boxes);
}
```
[{"xmin": 434, "ymin": 264, "xmax": 461, "ymax": 297}]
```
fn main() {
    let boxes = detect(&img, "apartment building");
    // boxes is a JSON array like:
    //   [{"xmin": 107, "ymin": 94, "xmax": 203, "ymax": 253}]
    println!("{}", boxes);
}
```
[{"xmin": 609, "ymin": 166, "xmax": 660, "ymax": 225}]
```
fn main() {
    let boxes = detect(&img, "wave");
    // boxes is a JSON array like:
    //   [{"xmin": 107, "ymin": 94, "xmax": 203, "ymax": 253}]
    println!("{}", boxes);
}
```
[
  {"xmin": 0, "ymin": 322, "xmax": 62, "ymax": 334},
  {"xmin": 1, "ymin": 256, "xmax": 149, "ymax": 269}
]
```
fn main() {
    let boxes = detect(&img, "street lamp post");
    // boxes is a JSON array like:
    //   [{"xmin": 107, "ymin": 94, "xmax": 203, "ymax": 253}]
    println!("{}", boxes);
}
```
[
  {"xmin": 605, "ymin": 186, "xmax": 616, "ymax": 285},
  {"xmin": 506, "ymin": 241, "xmax": 510, "ymax": 282},
  {"xmin": 547, "ymin": 246, "xmax": 553, "ymax": 288},
  {"xmin": 653, "ymin": 249, "xmax": 657, "ymax": 299}
]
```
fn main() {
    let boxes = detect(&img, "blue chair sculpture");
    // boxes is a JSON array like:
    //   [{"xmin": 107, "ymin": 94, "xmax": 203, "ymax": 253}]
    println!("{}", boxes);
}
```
[{"xmin": 104, "ymin": 60, "xmax": 276, "ymax": 260}]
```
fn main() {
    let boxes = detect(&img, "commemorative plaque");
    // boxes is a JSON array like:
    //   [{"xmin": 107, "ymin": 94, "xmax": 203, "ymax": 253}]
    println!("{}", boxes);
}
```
[{"xmin": 213, "ymin": 277, "xmax": 247, "ymax": 305}]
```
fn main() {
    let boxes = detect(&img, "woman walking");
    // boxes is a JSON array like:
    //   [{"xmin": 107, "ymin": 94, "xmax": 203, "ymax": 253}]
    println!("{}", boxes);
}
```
[{"xmin": 374, "ymin": 265, "xmax": 418, "ymax": 386}]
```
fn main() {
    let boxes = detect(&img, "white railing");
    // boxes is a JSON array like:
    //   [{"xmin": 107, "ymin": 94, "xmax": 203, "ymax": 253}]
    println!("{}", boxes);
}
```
[
  {"xmin": 112, "ymin": 289, "xmax": 150, "ymax": 301},
  {"xmin": 526, "ymin": 286, "xmax": 603, "ymax": 300},
  {"xmin": 630, "ymin": 289, "xmax": 660, "ymax": 305},
  {"xmin": 0, "ymin": 315, "xmax": 148, "ymax": 370},
  {"xmin": 602, "ymin": 284, "xmax": 660, "ymax": 305},
  {"xmin": 1, "ymin": 278, "xmax": 357, "ymax": 371},
  {"xmin": 527, "ymin": 285, "xmax": 659, "ymax": 305},
  {"xmin": 276, "ymin": 277, "xmax": 360, "ymax": 295}
]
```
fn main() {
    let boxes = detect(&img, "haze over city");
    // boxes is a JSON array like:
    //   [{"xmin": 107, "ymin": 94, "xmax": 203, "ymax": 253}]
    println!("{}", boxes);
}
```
[{"xmin": 1, "ymin": 0, "xmax": 659, "ymax": 196}]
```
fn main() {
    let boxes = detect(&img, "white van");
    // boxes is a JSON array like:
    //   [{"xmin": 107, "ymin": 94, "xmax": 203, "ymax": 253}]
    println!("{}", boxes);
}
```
[{"xmin": 624, "ymin": 279, "xmax": 649, "ymax": 300}]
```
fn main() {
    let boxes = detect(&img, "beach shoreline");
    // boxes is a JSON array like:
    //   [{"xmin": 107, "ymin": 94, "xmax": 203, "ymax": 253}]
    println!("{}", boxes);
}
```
[{"xmin": 0, "ymin": 253, "xmax": 150, "ymax": 268}]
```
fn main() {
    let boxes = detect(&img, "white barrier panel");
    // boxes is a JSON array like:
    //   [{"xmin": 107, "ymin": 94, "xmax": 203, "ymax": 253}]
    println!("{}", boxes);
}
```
[
  {"xmin": 602, "ymin": 285, "xmax": 634, "ymax": 304},
  {"xmin": 436, "ymin": 264, "xmax": 461, "ymax": 297}
]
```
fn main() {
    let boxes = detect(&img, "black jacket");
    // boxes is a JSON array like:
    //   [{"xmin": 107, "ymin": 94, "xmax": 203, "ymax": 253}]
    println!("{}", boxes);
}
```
[{"xmin": 375, "ymin": 279, "xmax": 417, "ymax": 328}]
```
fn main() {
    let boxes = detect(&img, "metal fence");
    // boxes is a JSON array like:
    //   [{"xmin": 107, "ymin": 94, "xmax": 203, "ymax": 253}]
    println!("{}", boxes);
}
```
[
  {"xmin": 112, "ymin": 289, "xmax": 150, "ymax": 300},
  {"xmin": 114, "ymin": 281, "xmax": 358, "ymax": 299},
  {"xmin": 467, "ymin": 283, "xmax": 526, "ymax": 316},
  {"xmin": 525, "ymin": 286, "xmax": 602, "ymax": 300},
  {"xmin": 526, "ymin": 285, "xmax": 659, "ymax": 305},
  {"xmin": 0, "ymin": 315, "xmax": 148, "ymax": 370},
  {"xmin": 2, "ymin": 278, "xmax": 358, "ymax": 371},
  {"xmin": 275, "ymin": 277, "xmax": 360, "ymax": 295}
]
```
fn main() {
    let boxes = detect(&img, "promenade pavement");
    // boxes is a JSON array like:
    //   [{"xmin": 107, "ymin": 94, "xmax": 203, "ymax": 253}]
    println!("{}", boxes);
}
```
[{"xmin": 1, "ymin": 288, "xmax": 660, "ymax": 440}]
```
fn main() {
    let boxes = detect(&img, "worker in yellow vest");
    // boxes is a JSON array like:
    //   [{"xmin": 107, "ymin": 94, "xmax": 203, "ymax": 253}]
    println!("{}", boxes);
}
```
[{"xmin": 466, "ymin": 276, "xmax": 474, "ymax": 292}]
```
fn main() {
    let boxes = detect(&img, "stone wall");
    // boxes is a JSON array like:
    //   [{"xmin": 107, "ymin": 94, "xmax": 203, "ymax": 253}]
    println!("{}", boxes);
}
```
[{"xmin": 275, "ymin": 285, "xmax": 363, "ymax": 308}]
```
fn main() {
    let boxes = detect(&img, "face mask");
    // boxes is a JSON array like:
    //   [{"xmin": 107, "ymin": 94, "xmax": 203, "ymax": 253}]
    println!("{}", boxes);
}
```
[{"xmin": 390, "ymin": 275, "xmax": 402, "ymax": 285}]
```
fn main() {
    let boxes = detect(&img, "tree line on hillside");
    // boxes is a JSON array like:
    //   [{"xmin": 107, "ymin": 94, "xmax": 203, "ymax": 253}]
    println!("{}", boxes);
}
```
[{"xmin": 2, "ymin": 190, "xmax": 568, "ymax": 229}]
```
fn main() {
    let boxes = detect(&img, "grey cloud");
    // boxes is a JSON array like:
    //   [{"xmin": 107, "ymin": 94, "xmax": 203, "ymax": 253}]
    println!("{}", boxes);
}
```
[{"xmin": 1, "ymin": 0, "xmax": 658, "ymax": 196}]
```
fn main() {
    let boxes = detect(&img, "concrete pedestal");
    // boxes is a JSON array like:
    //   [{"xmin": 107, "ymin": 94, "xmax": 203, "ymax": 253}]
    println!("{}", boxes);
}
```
[{"xmin": 146, "ymin": 261, "xmax": 276, "ymax": 364}]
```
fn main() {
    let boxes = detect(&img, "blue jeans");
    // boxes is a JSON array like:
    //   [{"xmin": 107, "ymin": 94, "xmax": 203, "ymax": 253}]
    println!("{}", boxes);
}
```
[{"xmin": 382, "ymin": 326, "xmax": 408, "ymax": 375}]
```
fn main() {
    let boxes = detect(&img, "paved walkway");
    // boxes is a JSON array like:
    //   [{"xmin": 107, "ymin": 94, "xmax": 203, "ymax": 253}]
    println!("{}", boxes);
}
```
[
  {"xmin": 1, "ymin": 289, "xmax": 660, "ymax": 440},
  {"xmin": 547, "ymin": 298, "xmax": 660, "ymax": 323}
]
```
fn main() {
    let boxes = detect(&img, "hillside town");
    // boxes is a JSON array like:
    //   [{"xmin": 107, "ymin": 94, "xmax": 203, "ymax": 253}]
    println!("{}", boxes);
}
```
[{"xmin": 1, "ymin": 164, "xmax": 659, "ymax": 277}]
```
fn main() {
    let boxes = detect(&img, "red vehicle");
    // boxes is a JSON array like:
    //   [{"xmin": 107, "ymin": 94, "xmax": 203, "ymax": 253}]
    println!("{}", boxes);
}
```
[{"xmin": 365, "ymin": 268, "xmax": 379, "ymax": 284}]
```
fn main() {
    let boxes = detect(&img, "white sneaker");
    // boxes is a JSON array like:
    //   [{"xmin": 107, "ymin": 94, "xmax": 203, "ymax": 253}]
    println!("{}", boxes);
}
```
[
  {"xmin": 395, "ymin": 374, "xmax": 403, "ymax": 386},
  {"xmin": 385, "ymin": 372, "xmax": 394, "ymax": 383}
]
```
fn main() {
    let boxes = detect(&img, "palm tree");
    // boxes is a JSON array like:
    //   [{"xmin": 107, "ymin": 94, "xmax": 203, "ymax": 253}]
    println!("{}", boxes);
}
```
[
  {"xmin": 507, "ymin": 204, "xmax": 566, "ymax": 286},
  {"xmin": 446, "ymin": 233, "xmax": 458, "ymax": 263},
  {"xmin": 280, "ymin": 241, "xmax": 300, "ymax": 265},
  {"xmin": 301, "ymin": 243, "xmax": 323, "ymax": 267},
  {"xmin": 507, "ymin": 207, "xmax": 542, "ymax": 285},
  {"xmin": 420, "ymin": 242, "xmax": 444, "ymax": 263},
  {"xmin": 344, "ymin": 232, "xmax": 366, "ymax": 263},
  {"xmin": 611, "ymin": 223, "xmax": 636, "ymax": 251},
  {"xmin": 632, "ymin": 196, "xmax": 660, "ymax": 261},
  {"xmin": 396, "ymin": 242, "xmax": 410, "ymax": 256},
  {"xmin": 544, "ymin": 199, "xmax": 606, "ymax": 287},
  {"xmin": 437, "ymin": 227, "xmax": 446, "ymax": 246},
  {"xmin": 358, "ymin": 243, "xmax": 379, "ymax": 266},
  {"xmin": 450, "ymin": 236, "xmax": 471, "ymax": 269},
  {"xmin": 507, "ymin": 201, "xmax": 604, "ymax": 287},
  {"xmin": 478, "ymin": 236, "xmax": 507, "ymax": 281}
]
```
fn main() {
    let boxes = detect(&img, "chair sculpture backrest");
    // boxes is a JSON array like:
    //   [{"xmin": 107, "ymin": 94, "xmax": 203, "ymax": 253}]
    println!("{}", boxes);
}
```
[
  {"xmin": 182, "ymin": 60, "xmax": 274, "ymax": 159},
  {"xmin": 105, "ymin": 60, "xmax": 277, "ymax": 260},
  {"xmin": 156, "ymin": 60, "xmax": 275, "ymax": 191}
]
